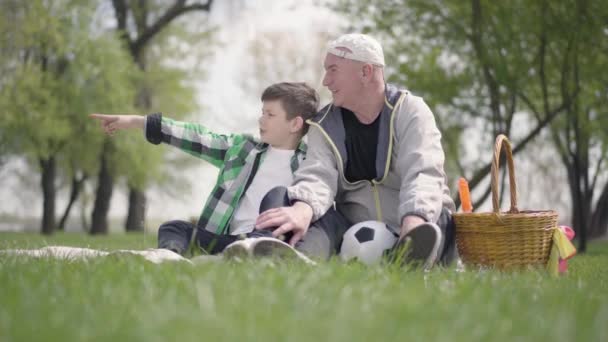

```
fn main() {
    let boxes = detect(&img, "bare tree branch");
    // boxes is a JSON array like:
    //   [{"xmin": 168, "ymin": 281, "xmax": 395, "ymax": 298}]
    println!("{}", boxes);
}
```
[
  {"xmin": 457, "ymin": 102, "xmax": 566, "ymax": 205},
  {"xmin": 472, "ymin": 181, "xmax": 492, "ymax": 210},
  {"xmin": 130, "ymin": 0, "xmax": 214, "ymax": 56},
  {"xmin": 470, "ymin": 0, "xmax": 502, "ymax": 137}
]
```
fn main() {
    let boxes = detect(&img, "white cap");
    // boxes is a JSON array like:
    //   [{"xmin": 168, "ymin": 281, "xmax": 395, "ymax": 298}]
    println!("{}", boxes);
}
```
[{"xmin": 327, "ymin": 33, "xmax": 385, "ymax": 67}]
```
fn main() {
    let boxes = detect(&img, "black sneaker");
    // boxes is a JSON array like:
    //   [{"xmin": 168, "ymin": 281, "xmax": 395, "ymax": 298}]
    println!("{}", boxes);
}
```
[{"xmin": 386, "ymin": 222, "xmax": 442, "ymax": 270}]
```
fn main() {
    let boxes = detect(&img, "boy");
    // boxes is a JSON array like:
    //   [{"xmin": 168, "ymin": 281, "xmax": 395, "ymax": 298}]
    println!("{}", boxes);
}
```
[{"xmin": 91, "ymin": 82, "xmax": 319, "ymax": 258}]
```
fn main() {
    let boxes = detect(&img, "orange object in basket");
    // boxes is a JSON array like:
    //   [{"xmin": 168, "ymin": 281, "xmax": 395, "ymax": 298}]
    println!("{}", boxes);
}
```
[{"xmin": 459, "ymin": 177, "xmax": 473, "ymax": 213}]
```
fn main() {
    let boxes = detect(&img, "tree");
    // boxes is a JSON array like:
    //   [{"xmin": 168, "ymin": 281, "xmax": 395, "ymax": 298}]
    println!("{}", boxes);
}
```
[
  {"xmin": 336, "ymin": 0, "xmax": 608, "ymax": 250},
  {"xmin": 89, "ymin": 0, "xmax": 214, "ymax": 234},
  {"xmin": 536, "ymin": 0, "xmax": 608, "ymax": 248},
  {"xmin": 0, "ymin": 0, "xmax": 137, "ymax": 234}
]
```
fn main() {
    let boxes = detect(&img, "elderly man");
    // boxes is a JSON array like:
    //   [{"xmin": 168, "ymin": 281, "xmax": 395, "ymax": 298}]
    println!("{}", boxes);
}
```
[{"xmin": 256, "ymin": 33, "xmax": 456, "ymax": 268}]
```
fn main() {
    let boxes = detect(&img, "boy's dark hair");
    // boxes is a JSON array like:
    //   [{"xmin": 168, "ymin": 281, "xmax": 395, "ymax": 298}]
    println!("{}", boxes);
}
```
[{"xmin": 261, "ymin": 82, "xmax": 319, "ymax": 134}]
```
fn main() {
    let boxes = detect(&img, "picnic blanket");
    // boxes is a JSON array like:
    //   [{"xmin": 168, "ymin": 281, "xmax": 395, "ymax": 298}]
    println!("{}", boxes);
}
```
[{"xmin": 0, "ymin": 246, "xmax": 200, "ymax": 264}]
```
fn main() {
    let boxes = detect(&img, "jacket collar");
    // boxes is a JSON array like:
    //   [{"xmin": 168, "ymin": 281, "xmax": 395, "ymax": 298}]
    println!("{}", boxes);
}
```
[{"xmin": 311, "ymin": 83, "xmax": 404, "ymax": 182}]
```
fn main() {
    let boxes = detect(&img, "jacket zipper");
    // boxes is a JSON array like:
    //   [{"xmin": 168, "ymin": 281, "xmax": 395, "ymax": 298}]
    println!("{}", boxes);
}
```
[{"xmin": 307, "ymin": 93, "xmax": 406, "ymax": 223}]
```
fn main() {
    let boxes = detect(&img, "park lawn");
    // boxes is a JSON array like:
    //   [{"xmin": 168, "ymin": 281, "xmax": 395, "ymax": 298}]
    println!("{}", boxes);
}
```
[{"xmin": 0, "ymin": 232, "xmax": 606, "ymax": 342}]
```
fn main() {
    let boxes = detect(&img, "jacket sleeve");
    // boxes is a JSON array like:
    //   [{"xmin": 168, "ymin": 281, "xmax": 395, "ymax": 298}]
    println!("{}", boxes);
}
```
[
  {"xmin": 394, "ymin": 95, "xmax": 448, "ymax": 224},
  {"xmin": 287, "ymin": 125, "xmax": 338, "ymax": 221},
  {"xmin": 145, "ymin": 113, "xmax": 245, "ymax": 168}
]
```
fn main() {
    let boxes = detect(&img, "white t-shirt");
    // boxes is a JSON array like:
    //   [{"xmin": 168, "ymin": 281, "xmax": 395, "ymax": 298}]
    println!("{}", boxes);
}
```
[{"xmin": 229, "ymin": 147, "xmax": 295, "ymax": 235}]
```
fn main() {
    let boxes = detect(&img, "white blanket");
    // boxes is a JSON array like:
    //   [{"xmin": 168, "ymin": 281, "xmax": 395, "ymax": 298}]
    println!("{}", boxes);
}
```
[{"xmin": 0, "ymin": 246, "xmax": 194, "ymax": 264}]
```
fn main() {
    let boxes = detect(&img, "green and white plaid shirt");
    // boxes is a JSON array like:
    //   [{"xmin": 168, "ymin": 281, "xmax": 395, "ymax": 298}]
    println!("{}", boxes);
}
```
[{"xmin": 145, "ymin": 113, "xmax": 306, "ymax": 235}]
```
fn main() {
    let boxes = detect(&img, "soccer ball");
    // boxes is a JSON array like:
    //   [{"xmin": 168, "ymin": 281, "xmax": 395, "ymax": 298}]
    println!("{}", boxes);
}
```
[{"xmin": 340, "ymin": 221, "xmax": 399, "ymax": 265}]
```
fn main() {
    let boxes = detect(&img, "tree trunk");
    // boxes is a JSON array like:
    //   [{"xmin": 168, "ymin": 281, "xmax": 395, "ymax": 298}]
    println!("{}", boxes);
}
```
[
  {"xmin": 577, "ymin": 197, "xmax": 590, "ymax": 253},
  {"xmin": 57, "ymin": 172, "xmax": 87, "ymax": 231},
  {"xmin": 124, "ymin": 47, "xmax": 151, "ymax": 233},
  {"xmin": 125, "ymin": 187, "xmax": 146, "ymax": 231},
  {"xmin": 590, "ymin": 180, "xmax": 608, "ymax": 238},
  {"xmin": 39, "ymin": 157, "xmax": 56, "ymax": 235},
  {"xmin": 90, "ymin": 143, "xmax": 114, "ymax": 234},
  {"xmin": 123, "ymin": 83, "xmax": 150, "ymax": 232},
  {"xmin": 567, "ymin": 162, "xmax": 589, "ymax": 253}
]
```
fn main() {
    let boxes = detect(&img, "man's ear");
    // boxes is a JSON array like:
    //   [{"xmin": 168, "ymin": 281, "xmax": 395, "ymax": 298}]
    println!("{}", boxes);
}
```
[
  {"xmin": 290, "ymin": 116, "xmax": 304, "ymax": 133},
  {"xmin": 360, "ymin": 64, "xmax": 374, "ymax": 84},
  {"xmin": 361, "ymin": 64, "xmax": 374, "ymax": 82}
]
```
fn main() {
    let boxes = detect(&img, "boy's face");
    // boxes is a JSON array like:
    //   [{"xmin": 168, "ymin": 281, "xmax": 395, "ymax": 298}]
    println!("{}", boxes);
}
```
[{"xmin": 259, "ymin": 100, "xmax": 301, "ymax": 149}]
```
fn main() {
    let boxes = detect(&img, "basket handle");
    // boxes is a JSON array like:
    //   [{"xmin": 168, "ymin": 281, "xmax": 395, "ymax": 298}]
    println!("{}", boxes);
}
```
[{"xmin": 491, "ymin": 134, "xmax": 519, "ymax": 214}]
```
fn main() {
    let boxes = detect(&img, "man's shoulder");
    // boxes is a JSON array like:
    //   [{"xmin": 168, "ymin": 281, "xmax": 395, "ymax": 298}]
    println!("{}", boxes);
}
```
[
  {"xmin": 399, "ymin": 93, "xmax": 429, "ymax": 113},
  {"xmin": 387, "ymin": 83, "xmax": 429, "ymax": 106},
  {"xmin": 385, "ymin": 84, "xmax": 430, "ymax": 115},
  {"xmin": 387, "ymin": 83, "xmax": 416, "ymax": 104}
]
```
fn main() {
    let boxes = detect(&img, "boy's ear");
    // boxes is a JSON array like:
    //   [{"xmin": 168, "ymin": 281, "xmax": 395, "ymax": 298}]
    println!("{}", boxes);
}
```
[{"xmin": 290, "ymin": 116, "xmax": 304, "ymax": 133}]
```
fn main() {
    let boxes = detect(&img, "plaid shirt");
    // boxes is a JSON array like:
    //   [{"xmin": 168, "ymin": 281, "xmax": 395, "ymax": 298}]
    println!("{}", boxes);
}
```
[{"xmin": 145, "ymin": 113, "xmax": 306, "ymax": 234}]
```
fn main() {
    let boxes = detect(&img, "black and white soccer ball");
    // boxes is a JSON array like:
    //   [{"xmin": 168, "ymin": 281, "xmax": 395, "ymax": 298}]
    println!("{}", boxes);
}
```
[{"xmin": 340, "ymin": 220, "xmax": 399, "ymax": 265}]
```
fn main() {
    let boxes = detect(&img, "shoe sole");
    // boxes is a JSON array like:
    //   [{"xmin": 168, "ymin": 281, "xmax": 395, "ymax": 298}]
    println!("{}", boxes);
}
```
[
  {"xmin": 392, "ymin": 223, "xmax": 441, "ymax": 270},
  {"xmin": 252, "ymin": 238, "xmax": 316, "ymax": 265},
  {"xmin": 222, "ymin": 242, "xmax": 250, "ymax": 260}
]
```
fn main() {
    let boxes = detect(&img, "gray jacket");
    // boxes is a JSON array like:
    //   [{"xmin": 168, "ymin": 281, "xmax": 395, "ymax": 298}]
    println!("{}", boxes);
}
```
[{"xmin": 287, "ymin": 83, "xmax": 455, "ymax": 230}]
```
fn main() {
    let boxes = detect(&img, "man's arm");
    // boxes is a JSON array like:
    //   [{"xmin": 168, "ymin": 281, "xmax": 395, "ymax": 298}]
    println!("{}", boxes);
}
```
[
  {"xmin": 255, "ymin": 201, "xmax": 314, "ymax": 246},
  {"xmin": 286, "ymin": 125, "xmax": 340, "ymax": 221},
  {"xmin": 394, "ymin": 96, "xmax": 448, "ymax": 239},
  {"xmin": 255, "ymin": 125, "xmax": 339, "ymax": 246}
]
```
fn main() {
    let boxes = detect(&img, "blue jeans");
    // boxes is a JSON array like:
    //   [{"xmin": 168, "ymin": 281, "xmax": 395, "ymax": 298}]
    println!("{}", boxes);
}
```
[{"xmin": 157, "ymin": 220, "xmax": 272, "ymax": 255}]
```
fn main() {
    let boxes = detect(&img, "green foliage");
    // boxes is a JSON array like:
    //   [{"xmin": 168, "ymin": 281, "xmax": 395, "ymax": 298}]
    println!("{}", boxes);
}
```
[
  {"xmin": 0, "ymin": 0, "xmax": 215, "ymax": 202},
  {"xmin": 61, "ymin": 32, "xmax": 139, "ymax": 177},
  {"xmin": 335, "ymin": 0, "xmax": 608, "ymax": 198},
  {"xmin": 109, "ymin": 57, "xmax": 200, "ymax": 192},
  {"xmin": 0, "ymin": 0, "xmax": 138, "ymax": 174},
  {"xmin": 109, "ymin": 4, "xmax": 214, "ymax": 191}
]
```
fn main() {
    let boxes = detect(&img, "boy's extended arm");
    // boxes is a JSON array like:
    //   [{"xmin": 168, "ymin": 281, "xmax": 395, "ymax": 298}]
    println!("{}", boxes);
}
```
[
  {"xmin": 90, "ymin": 114, "xmax": 145, "ymax": 133},
  {"xmin": 90, "ymin": 113, "xmax": 243, "ymax": 168}
]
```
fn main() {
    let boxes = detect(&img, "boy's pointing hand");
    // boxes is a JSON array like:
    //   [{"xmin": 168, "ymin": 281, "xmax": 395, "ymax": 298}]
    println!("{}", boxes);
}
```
[{"xmin": 90, "ymin": 114, "xmax": 145, "ymax": 134}]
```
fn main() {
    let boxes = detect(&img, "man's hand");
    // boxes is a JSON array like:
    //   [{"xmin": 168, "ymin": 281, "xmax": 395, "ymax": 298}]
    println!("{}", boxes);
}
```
[
  {"xmin": 90, "ymin": 114, "xmax": 145, "ymax": 135},
  {"xmin": 400, "ymin": 215, "xmax": 426, "ymax": 240},
  {"xmin": 255, "ymin": 201, "xmax": 314, "ymax": 246}
]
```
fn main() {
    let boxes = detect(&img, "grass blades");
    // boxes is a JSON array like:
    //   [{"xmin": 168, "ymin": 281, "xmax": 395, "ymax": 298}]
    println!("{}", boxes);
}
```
[{"xmin": 1, "ymin": 232, "xmax": 606, "ymax": 342}]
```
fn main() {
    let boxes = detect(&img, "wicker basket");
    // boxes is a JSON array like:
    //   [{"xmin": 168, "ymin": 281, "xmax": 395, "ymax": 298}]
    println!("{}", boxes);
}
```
[{"xmin": 453, "ymin": 135, "xmax": 558, "ymax": 270}]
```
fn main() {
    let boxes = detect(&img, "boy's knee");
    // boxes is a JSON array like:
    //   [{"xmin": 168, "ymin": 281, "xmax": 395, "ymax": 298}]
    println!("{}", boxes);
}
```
[
  {"xmin": 259, "ymin": 186, "xmax": 290, "ymax": 213},
  {"xmin": 159, "ymin": 220, "xmax": 192, "ymax": 232}
]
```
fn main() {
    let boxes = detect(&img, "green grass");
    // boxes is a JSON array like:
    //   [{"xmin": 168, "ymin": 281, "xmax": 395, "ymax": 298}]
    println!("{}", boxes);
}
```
[
  {"xmin": 1, "ymin": 233, "xmax": 607, "ymax": 342},
  {"xmin": 0, "ymin": 231, "xmax": 158, "ymax": 250}
]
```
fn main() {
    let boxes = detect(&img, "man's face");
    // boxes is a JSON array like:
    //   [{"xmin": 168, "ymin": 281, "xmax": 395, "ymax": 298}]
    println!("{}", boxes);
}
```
[
  {"xmin": 322, "ymin": 52, "xmax": 363, "ymax": 108},
  {"xmin": 258, "ymin": 100, "xmax": 297, "ymax": 148}
]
